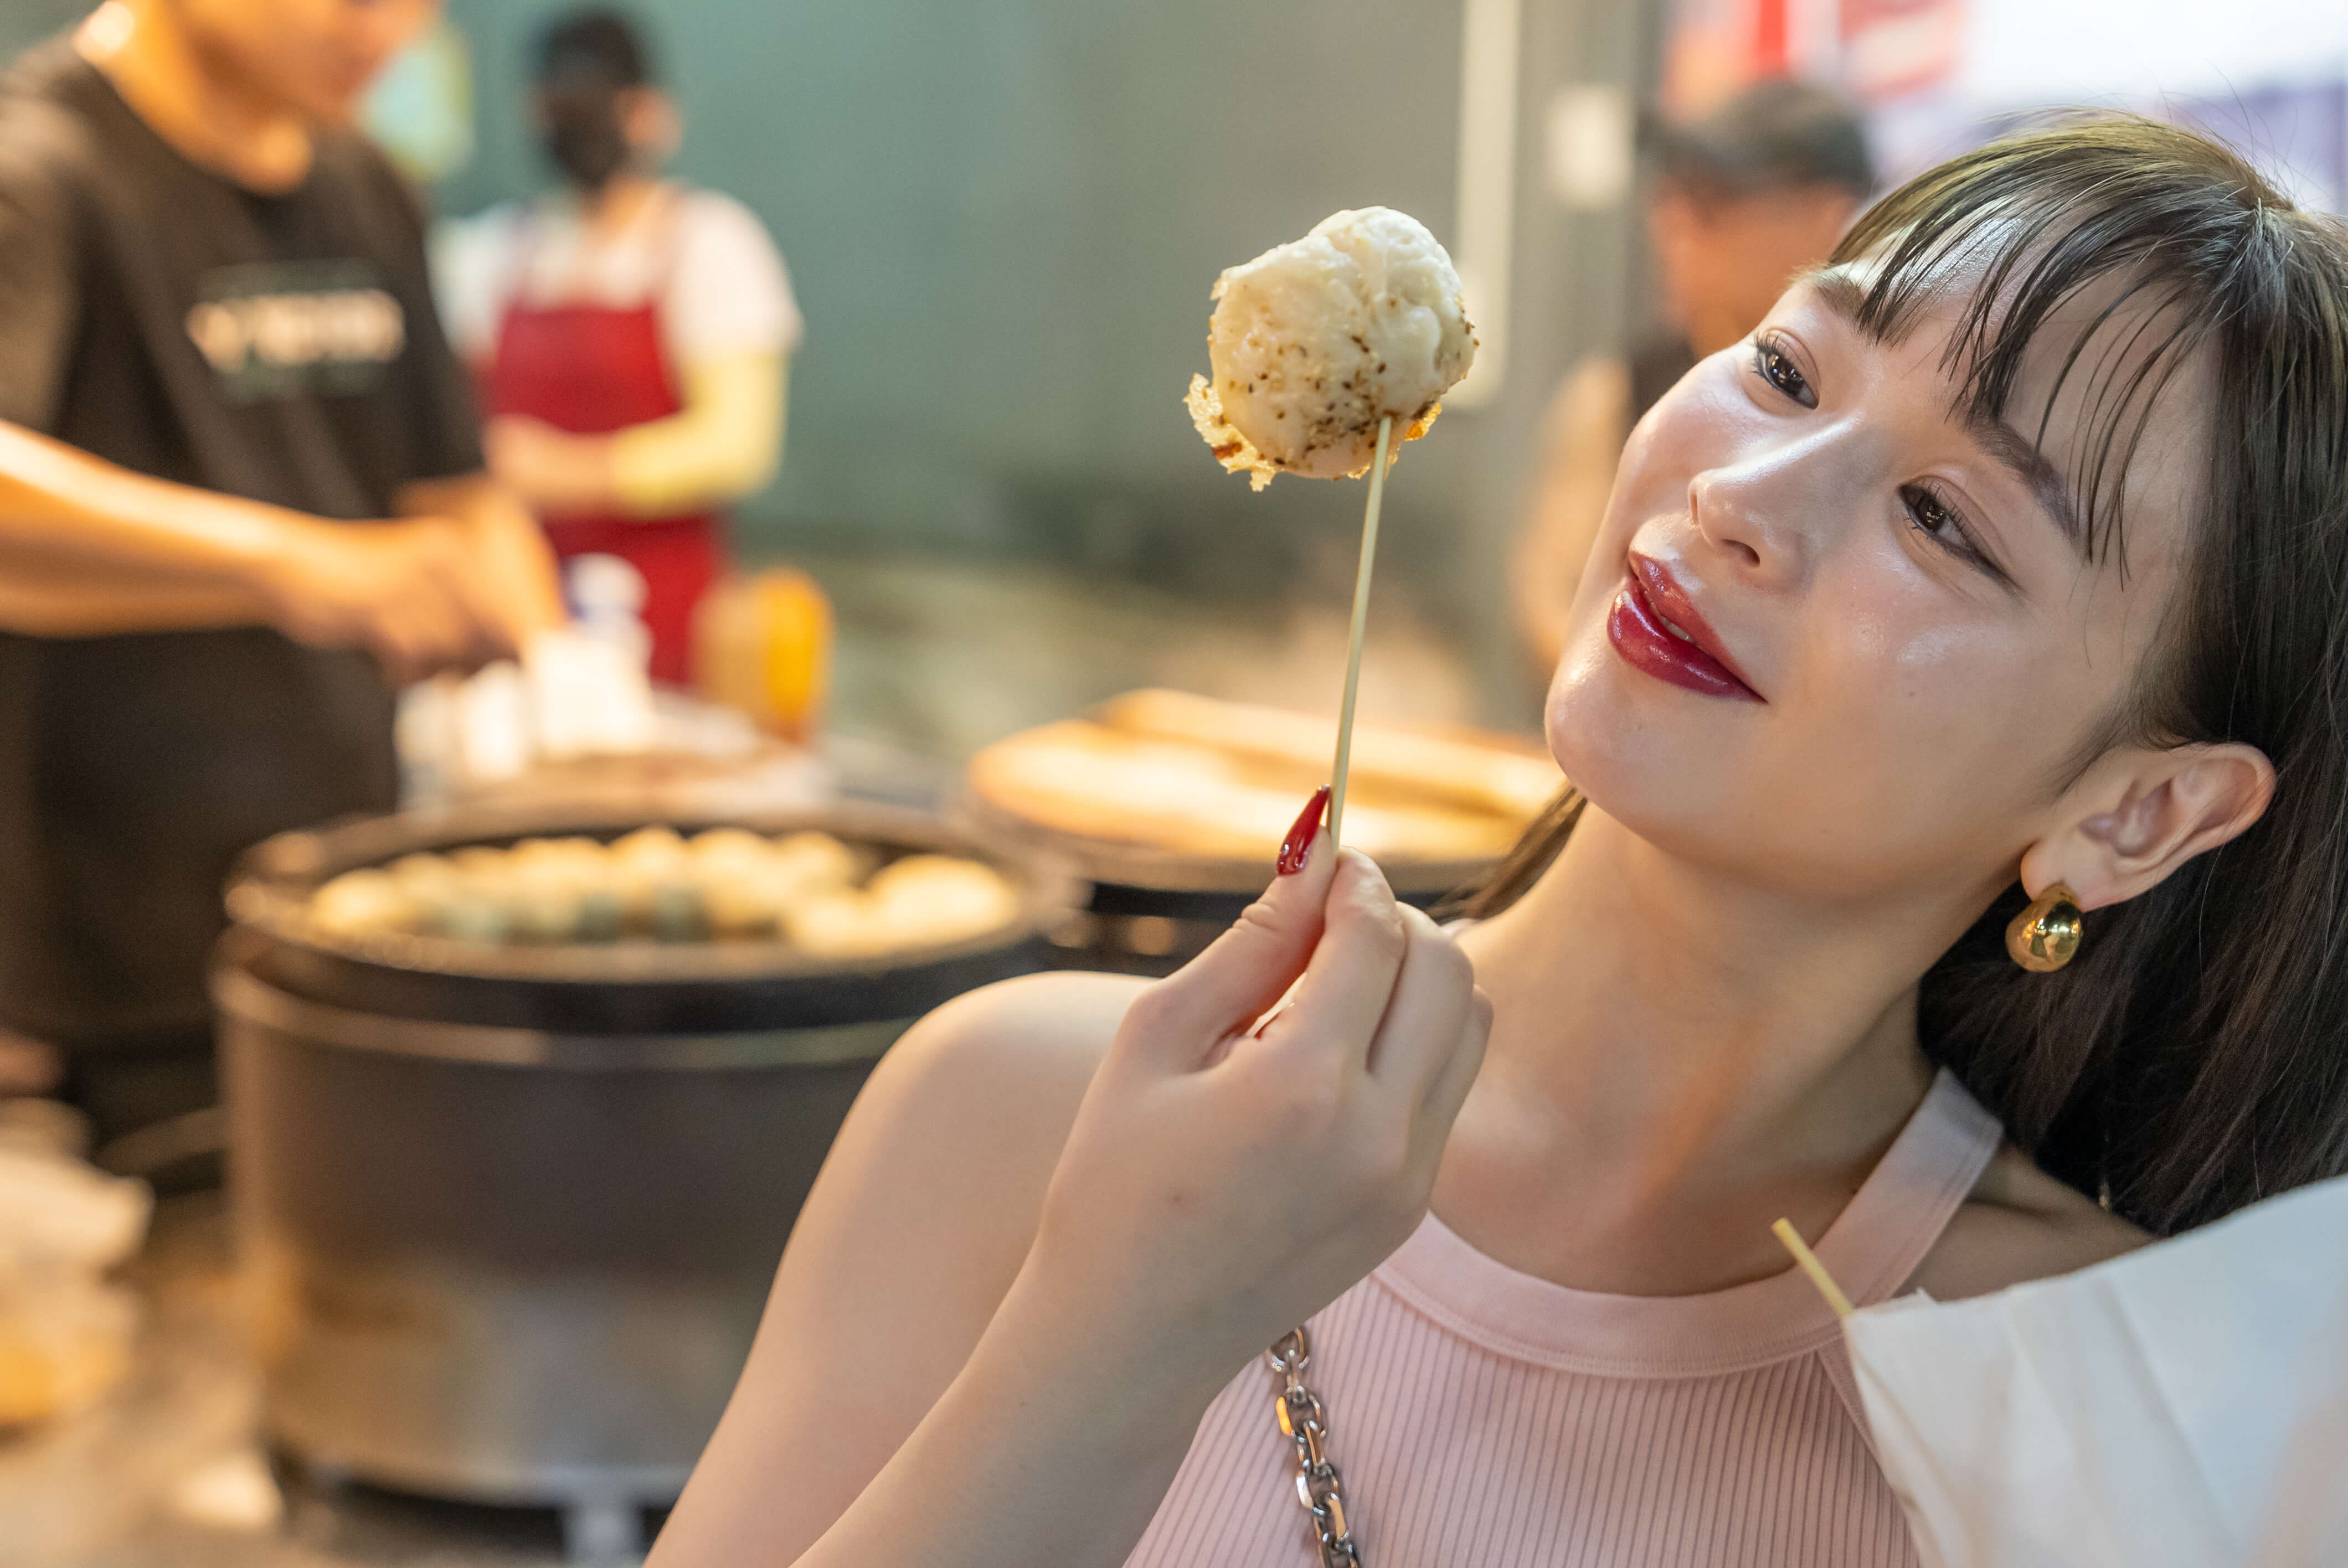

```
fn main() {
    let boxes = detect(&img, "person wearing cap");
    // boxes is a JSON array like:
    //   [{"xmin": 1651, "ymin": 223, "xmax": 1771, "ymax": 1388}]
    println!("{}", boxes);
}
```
[
  {"xmin": 434, "ymin": 8, "xmax": 801, "ymax": 689},
  {"xmin": 0, "ymin": 0, "xmax": 564, "ymax": 1158},
  {"xmin": 1512, "ymin": 80, "xmax": 1873, "ymax": 669}
]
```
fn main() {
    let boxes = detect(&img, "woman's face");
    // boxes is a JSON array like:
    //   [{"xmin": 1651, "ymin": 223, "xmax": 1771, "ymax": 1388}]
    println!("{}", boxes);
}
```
[
  {"xmin": 534, "ymin": 85, "xmax": 677, "ymax": 192},
  {"xmin": 1546, "ymin": 266, "xmax": 2210, "ymax": 903}
]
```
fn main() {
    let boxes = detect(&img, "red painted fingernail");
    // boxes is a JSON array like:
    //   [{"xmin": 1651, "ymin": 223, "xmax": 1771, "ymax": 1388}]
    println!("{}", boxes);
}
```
[{"xmin": 1278, "ymin": 786, "xmax": 1331, "ymax": 875}]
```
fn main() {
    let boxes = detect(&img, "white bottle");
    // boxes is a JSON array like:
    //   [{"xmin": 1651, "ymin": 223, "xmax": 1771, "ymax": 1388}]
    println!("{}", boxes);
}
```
[
  {"xmin": 529, "ymin": 555, "xmax": 657, "ymax": 759},
  {"xmin": 565, "ymin": 553, "xmax": 653, "ymax": 674}
]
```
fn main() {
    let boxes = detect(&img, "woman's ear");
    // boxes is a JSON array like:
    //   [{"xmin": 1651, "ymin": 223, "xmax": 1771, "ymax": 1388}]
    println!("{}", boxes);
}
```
[{"xmin": 2021, "ymin": 742, "xmax": 2276, "ymax": 911}]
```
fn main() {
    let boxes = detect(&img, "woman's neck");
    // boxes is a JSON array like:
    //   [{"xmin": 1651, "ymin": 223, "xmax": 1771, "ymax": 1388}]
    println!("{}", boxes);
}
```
[
  {"xmin": 1442, "ymin": 805, "xmax": 1981, "ymax": 1297},
  {"xmin": 576, "ymin": 173, "xmax": 666, "ymax": 240},
  {"xmin": 80, "ymin": 1, "xmax": 314, "ymax": 193}
]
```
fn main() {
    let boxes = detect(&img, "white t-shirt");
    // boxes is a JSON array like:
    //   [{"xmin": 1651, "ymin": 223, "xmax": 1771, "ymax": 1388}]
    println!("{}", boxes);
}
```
[{"xmin": 432, "ymin": 185, "xmax": 802, "ymax": 368}]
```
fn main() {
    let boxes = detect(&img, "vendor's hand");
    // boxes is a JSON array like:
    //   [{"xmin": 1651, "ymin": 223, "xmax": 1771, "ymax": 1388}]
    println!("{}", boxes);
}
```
[
  {"xmin": 455, "ymin": 484, "xmax": 568, "ymax": 647},
  {"xmin": 1017, "ymin": 820, "xmax": 1490, "ymax": 1399},
  {"xmin": 485, "ymin": 415, "xmax": 616, "ymax": 514},
  {"xmin": 260, "ymin": 515, "xmax": 528, "ymax": 685}
]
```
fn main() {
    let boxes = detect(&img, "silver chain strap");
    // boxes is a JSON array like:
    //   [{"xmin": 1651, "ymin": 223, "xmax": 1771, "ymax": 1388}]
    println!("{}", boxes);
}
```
[{"xmin": 1266, "ymin": 1326, "xmax": 1364, "ymax": 1566}]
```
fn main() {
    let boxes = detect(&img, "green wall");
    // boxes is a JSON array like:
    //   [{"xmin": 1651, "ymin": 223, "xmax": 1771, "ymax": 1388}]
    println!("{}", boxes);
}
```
[
  {"xmin": 444, "ymin": 0, "xmax": 1655, "ymax": 711},
  {"xmin": 1, "ymin": 1, "xmax": 87, "ymax": 62}
]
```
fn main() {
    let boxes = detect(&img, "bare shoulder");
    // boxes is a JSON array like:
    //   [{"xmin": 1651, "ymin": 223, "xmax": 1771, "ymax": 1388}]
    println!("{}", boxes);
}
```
[
  {"xmin": 861, "ymin": 968, "xmax": 1142, "ymax": 1123},
  {"xmin": 1906, "ymin": 1142, "xmax": 2151, "ymax": 1302},
  {"xmin": 802, "ymin": 969, "xmax": 1147, "ymax": 1267}
]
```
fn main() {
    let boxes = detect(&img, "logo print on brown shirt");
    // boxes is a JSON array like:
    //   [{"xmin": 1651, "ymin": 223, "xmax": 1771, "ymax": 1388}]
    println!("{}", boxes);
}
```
[{"xmin": 184, "ymin": 259, "xmax": 405, "ymax": 403}]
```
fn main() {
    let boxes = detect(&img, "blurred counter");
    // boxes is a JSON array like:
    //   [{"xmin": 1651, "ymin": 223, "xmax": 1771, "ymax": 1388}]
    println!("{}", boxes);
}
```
[{"xmin": 0, "ymin": 1193, "xmax": 616, "ymax": 1568}]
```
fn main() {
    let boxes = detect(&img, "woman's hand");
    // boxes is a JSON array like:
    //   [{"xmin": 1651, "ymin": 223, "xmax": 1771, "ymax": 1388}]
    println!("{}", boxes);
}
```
[
  {"xmin": 1016, "ymin": 822, "xmax": 1491, "ymax": 1400},
  {"xmin": 485, "ymin": 415, "xmax": 616, "ymax": 514},
  {"xmin": 649, "ymin": 819, "xmax": 1488, "ymax": 1568}
]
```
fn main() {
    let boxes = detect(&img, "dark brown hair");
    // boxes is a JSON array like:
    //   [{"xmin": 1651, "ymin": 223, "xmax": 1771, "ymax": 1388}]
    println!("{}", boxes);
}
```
[
  {"xmin": 1462, "ymin": 116, "xmax": 2348, "ymax": 1235},
  {"xmin": 538, "ymin": 11, "xmax": 653, "ymax": 89},
  {"xmin": 1652, "ymin": 78, "xmax": 1876, "ymax": 200}
]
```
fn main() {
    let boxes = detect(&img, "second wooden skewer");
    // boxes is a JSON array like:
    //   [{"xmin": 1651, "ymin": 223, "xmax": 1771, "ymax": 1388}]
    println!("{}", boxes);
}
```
[{"xmin": 1772, "ymin": 1216, "xmax": 1855, "ymax": 1318}]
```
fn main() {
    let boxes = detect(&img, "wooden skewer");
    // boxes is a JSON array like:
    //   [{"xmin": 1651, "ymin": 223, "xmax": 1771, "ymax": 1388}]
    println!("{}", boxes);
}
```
[
  {"xmin": 1772, "ymin": 1217, "xmax": 1855, "ymax": 1319},
  {"xmin": 1326, "ymin": 415, "xmax": 1395, "ymax": 847}
]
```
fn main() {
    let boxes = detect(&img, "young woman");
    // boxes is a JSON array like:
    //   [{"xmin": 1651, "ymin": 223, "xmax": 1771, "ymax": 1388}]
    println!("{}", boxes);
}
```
[{"xmin": 648, "ymin": 118, "xmax": 2348, "ymax": 1567}]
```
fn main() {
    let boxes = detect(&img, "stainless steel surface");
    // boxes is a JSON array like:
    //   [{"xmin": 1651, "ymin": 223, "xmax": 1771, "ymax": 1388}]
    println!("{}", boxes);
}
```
[
  {"xmin": 218, "ymin": 967, "xmax": 896, "ymax": 1518},
  {"xmin": 0, "ymin": 1194, "xmax": 629, "ymax": 1567},
  {"xmin": 213, "ymin": 965, "xmax": 911, "ymax": 1071},
  {"xmin": 215, "ymin": 803, "xmax": 1063, "ymax": 1521}
]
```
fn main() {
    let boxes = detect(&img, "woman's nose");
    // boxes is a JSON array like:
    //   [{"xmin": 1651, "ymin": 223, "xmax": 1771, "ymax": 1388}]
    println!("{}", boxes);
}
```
[{"xmin": 1686, "ymin": 435, "xmax": 1829, "ymax": 589}]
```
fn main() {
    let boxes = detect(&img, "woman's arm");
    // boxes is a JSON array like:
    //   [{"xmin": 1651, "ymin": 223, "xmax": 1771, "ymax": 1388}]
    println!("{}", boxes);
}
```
[
  {"xmin": 650, "ymin": 971, "xmax": 1146, "ymax": 1566},
  {"xmin": 608, "ymin": 352, "xmax": 786, "ymax": 513},
  {"xmin": 651, "ymin": 839, "xmax": 1490, "ymax": 1568},
  {"xmin": 486, "ymin": 354, "xmax": 789, "ymax": 521},
  {"xmin": 484, "ymin": 352, "xmax": 786, "ymax": 519}
]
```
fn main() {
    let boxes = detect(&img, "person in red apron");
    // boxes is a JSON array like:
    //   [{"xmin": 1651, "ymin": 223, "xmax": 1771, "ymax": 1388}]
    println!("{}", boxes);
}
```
[{"xmin": 441, "ymin": 9, "xmax": 800, "ymax": 687}]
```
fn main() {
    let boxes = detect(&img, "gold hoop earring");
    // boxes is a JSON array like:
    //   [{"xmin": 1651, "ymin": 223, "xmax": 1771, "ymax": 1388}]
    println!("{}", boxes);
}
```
[{"xmin": 2006, "ymin": 882, "xmax": 2084, "ymax": 972}]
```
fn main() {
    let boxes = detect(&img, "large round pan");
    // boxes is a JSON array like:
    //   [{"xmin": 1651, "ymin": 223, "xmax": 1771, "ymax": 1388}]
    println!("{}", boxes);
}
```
[{"xmin": 225, "ymin": 800, "xmax": 1077, "ymax": 1034}]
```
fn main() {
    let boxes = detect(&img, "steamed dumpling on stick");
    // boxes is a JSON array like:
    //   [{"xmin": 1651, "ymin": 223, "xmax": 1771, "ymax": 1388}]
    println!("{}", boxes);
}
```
[
  {"xmin": 1182, "ymin": 205, "xmax": 1479, "ymax": 847},
  {"xmin": 1186, "ymin": 207, "xmax": 1476, "ymax": 489}
]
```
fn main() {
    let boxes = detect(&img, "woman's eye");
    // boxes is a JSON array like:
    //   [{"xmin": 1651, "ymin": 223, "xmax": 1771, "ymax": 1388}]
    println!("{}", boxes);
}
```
[
  {"xmin": 1750, "ymin": 338, "xmax": 1816, "ymax": 409},
  {"xmin": 1899, "ymin": 482, "xmax": 2016, "ymax": 587},
  {"xmin": 1902, "ymin": 483, "xmax": 1966, "ymax": 547}
]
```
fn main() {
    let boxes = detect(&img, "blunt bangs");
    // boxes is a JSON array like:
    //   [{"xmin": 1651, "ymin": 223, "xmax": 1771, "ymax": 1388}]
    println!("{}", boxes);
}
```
[{"xmin": 1827, "ymin": 116, "xmax": 2292, "ymax": 572}]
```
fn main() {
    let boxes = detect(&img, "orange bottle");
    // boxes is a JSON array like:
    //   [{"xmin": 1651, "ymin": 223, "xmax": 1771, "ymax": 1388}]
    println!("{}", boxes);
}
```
[{"xmin": 693, "ymin": 568, "xmax": 833, "ymax": 745}]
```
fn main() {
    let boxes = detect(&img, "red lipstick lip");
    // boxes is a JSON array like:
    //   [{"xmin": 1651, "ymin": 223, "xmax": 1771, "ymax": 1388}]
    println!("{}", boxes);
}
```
[{"xmin": 1609, "ymin": 556, "xmax": 1764, "ymax": 702}]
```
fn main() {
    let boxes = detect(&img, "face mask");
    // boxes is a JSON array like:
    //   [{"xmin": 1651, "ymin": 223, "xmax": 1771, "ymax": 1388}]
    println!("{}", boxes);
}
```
[{"xmin": 540, "ymin": 92, "xmax": 630, "ymax": 192}]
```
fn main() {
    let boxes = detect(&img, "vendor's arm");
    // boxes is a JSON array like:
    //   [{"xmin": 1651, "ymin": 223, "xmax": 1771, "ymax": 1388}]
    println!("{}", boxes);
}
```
[
  {"xmin": 0, "ymin": 549, "xmax": 271, "ymax": 637},
  {"xmin": 484, "ymin": 350, "xmax": 787, "ymax": 517},
  {"xmin": 1511, "ymin": 355, "xmax": 1630, "ymax": 670},
  {"xmin": 0, "ymin": 420, "xmax": 549, "ymax": 678},
  {"xmin": 610, "ymin": 350, "xmax": 786, "ymax": 512}
]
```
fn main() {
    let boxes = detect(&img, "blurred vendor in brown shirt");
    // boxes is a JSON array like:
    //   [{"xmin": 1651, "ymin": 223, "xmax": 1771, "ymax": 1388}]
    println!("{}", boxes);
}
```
[
  {"xmin": 0, "ymin": 0, "xmax": 563, "ymax": 1156},
  {"xmin": 1513, "ymin": 81, "xmax": 1873, "ymax": 668}
]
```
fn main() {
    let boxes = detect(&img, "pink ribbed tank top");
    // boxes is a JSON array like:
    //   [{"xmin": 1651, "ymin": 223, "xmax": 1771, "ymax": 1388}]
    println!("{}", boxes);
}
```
[{"xmin": 1124, "ymin": 1069, "xmax": 2002, "ymax": 1568}]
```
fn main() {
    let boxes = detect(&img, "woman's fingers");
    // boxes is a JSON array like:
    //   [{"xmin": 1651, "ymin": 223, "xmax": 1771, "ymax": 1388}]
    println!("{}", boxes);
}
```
[
  {"xmin": 1269, "ymin": 849, "xmax": 1412, "ymax": 1066},
  {"xmin": 1114, "ymin": 804, "xmax": 1338, "ymax": 1064},
  {"xmin": 1361, "ymin": 904, "xmax": 1479, "ymax": 1089}
]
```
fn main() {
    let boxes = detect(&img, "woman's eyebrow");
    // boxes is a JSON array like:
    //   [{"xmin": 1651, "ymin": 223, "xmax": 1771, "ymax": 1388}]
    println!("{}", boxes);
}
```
[
  {"xmin": 1803, "ymin": 265, "xmax": 1874, "ymax": 329},
  {"xmin": 1965, "ymin": 410, "xmax": 2086, "ymax": 551},
  {"xmin": 1798, "ymin": 264, "xmax": 2087, "ymax": 551}
]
